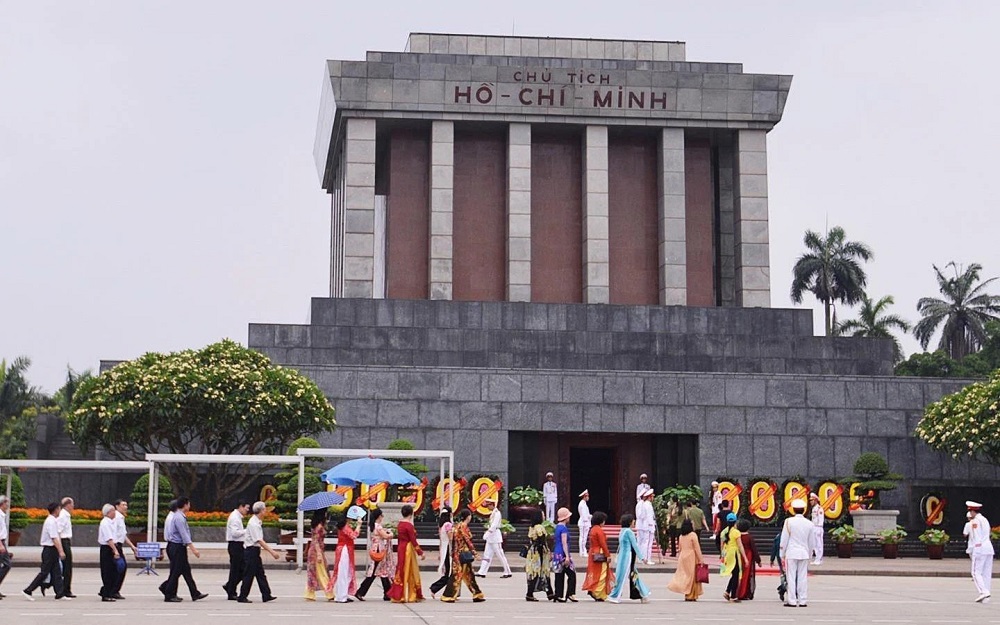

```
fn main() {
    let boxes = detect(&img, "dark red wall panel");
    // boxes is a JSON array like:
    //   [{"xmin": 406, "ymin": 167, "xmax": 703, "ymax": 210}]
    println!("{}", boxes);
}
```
[
  {"xmin": 531, "ymin": 130, "xmax": 582, "ymax": 303},
  {"xmin": 685, "ymin": 138, "xmax": 716, "ymax": 306},
  {"xmin": 387, "ymin": 128, "xmax": 430, "ymax": 299},
  {"xmin": 608, "ymin": 134, "xmax": 659, "ymax": 305},
  {"xmin": 453, "ymin": 127, "xmax": 507, "ymax": 301}
]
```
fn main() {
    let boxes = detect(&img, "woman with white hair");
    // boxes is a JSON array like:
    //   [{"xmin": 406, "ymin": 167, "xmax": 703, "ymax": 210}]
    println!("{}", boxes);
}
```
[{"xmin": 98, "ymin": 504, "xmax": 119, "ymax": 602}]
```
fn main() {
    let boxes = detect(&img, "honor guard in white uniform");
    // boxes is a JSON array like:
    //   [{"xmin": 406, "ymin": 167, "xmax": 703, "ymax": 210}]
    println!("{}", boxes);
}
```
[
  {"xmin": 964, "ymin": 501, "xmax": 994, "ymax": 603},
  {"xmin": 577, "ymin": 490, "xmax": 592, "ymax": 556},
  {"xmin": 809, "ymin": 493, "xmax": 824, "ymax": 565},
  {"xmin": 543, "ymin": 473, "xmax": 558, "ymax": 522},
  {"xmin": 636, "ymin": 474, "xmax": 653, "ymax": 502},
  {"xmin": 475, "ymin": 499, "xmax": 511, "ymax": 578},
  {"xmin": 635, "ymin": 490, "xmax": 656, "ymax": 564},
  {"xmin": 779, "ymin": 499, "xmax": 816, "ymax": 607}
]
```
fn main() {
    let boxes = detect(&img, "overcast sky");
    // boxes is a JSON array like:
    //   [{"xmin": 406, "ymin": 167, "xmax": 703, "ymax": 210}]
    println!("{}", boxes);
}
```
[{"xmin": 3, "ymin": 1, "xmax": 998, "ymax": 393}]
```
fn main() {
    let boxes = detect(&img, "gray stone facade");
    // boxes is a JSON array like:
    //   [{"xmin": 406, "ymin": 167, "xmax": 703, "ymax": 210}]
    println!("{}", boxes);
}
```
[{"xmin": 250, "ymin": 298, "xmax": 984, "ymax": 524}]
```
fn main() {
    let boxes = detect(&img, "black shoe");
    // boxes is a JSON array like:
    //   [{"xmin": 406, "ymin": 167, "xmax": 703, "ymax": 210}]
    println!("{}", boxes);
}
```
[
  {"xmin": 65, "ymin": 593, "xmax": 77, "ymax": 599},
  {"xmin": 165, "ymin": 597, "xmax": 183, "ymax": 603},
  {"xmin": 192, "ymin": 592, "xmax": 209, "ymax": 601},
  {"xmin": 383, "ymin": 595, "xmax": 391, "ymax": 602},
  {"xmin": 113, "ymin": 593, "xmax": 124, "ymax": 600},
  {"xmin": 263, "ymin": 596, "xmax": 277, "ymax": 603},
  {"xmin": 102, "ymin": 597, "xmax": 116, "ymax": 602},
  {"xmin": 473, "ymin": 597, "xmax": 486, "ymax": 602},
  {"xmin": 501, "ymin": 574, "xmax": 512, "ymax": 578},
  {"xmin": 526, "ymin": 596, "xmax": 539, "ymax": 602},
  {"xmin": 158, "ymin": 584, "xmax": 167, "ymax": 596},
  {"xmin": 555, "ymin": 598, "xmax": 567, "ymax": 603},
  {"xmin": 237, "ymin": 597, "xmax": 252, "ymax": 603},
  {"xmin": 475, "ymin": 574, "xmax": 486, "ymax": 578},
  {"xmin": 355, "ymin": 595, "xmax": 366, "ymax": 601},
  {"xmin": 227, "ymin": 595, "xmax": 237, "ymax": 601}
]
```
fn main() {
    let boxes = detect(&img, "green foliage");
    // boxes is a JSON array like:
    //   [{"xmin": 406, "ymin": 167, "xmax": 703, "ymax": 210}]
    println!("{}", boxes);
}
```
[
  {"xmin": 387, "ymin": 438, "xmax": 429, "ymax": 475},
  {"xmin": 67, "ymin": 339, "xmax": 336, "ymax": 507},
  {"xmin": 915, "ymin": 262, "xmax": 1000, "ymax": 361},
  {"xmin": 508, "ymin": 485, "xmax": 544, "ymax": 506},
  {"xmin": 0, "ymin": 405, "xmax": 45, "ymax": 459},
  {"xmin": 482, "ymin": 518, "xmax": 516, "ymax": 535},
  {"xmin": 844, "ymin": 452, "xmax": 901, "ymax": 509},
  {"xmin": 2, "ymin": 472, "xmax": 28, "ymax": 529},
  {"xmin": 915, "ymin": 370, "xmax": 1000, "ymax": 466},
  {"xmin": 834, "ymin": 294, "xmax": 911, "ymax": 363},
  {"xmin": 659, "ymin": 484, "xmax": 704, "ymax": 505},
  {"xmin": 541, "ymin": 519, "xmax": 556, "ymax": 536},
  {"xmin": 0, "ymin": 356, "xmax": 40, "ymax": 421},
  {"xmin": 876, "ymin": 525, "xmax": 907, "ymax": 544},
  {"xmin": 829, "ymin": 524, "xmax": 859, "ymax": 544},
  {"xmin": 918, "ymin": 529, "xmax": 950, "ymax": 545},
  {"xmin": 274, "ymin": 437, "xmax": 324, "ymax": 520},
  {"xmin": 790, "ymin": 226, "xmax": 874, "ymax": 336},
  {"xmin": 128, "ymin": 473, "xmax": 175, "ymax": 526}
]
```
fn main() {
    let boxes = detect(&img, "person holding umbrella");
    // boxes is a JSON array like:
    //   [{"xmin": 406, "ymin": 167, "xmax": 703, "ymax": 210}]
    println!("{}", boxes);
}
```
[{"xmin": 304, "ymin": 510, "xmax": 334, "ymax": 601}]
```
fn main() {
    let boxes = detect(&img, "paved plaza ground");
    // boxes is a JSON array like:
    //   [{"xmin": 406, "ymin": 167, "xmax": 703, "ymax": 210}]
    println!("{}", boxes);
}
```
[{"xmin": 1, "ymin": 552, "xmax": 998, "ymax": 625}]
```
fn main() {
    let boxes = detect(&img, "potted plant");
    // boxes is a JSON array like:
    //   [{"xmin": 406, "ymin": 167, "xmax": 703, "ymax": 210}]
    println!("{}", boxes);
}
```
[
  {"xmin": 482, "ymin": 518, "xmax": 516, "ymax": 548},
  {"xmin": 507, "ymin": 486, "xmax": 544, "ymax": 523},
  {"xmin": 918, "ymin": 529, "xmax": 950, "ymax": 559},
  {"xmin": 876, "ymin": 525, "xmax": 907, "ymax": 559},
  {"xmin": 830, "ymin": 524, "xmax": 859, "ymax": 558}
]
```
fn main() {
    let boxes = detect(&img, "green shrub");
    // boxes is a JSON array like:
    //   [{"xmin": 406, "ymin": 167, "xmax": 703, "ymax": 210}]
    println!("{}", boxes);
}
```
[
  {"xmin": 1, "ymin": 472, "xmax": 28, "ymax": 529},
  {"xmin": 127, "ymin": 473, "xmax": 175, "ymax": 527},
  {"xmin": 274, "ymin": 437, "xmax": 324, "ymax": 519}
]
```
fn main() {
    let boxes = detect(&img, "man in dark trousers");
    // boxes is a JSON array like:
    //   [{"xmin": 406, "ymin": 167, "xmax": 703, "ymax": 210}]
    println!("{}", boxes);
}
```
[
  {"xmin": 158, "ymin": 497, "xmax": 208, "ymax": 603},
  {"xmin": 22, "ymin": 502, "xmax": 68, "ymax": 600},
  {"xmin": 223, "ymin": 502, "xmax": 250, "ymax": 600},
  {"xmin": 237, "ymin": 501, "xmax": 279, "ymax": 603}
]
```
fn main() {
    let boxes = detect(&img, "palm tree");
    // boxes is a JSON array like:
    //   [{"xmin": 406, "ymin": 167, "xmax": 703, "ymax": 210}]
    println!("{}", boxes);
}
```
[
  {"xmin": 790, "ymin": 226, "xmax": 874, "ymax": 336},
  {"xmin": 914, "ymin": 262, "xmax": 1000, "ymax": 360},
  {"xmin": 0, "ymin": 356, "xmax": 35, "ymax": 420},
  {"xmin": 834, "ymin": 294, "xmax": 911, "ymax": 363}
]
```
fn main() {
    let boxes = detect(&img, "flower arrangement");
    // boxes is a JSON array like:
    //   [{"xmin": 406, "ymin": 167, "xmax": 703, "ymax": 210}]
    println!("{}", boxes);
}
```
[
  {"xmin": 991, "ymin": 526, "xmax": 1000, "ymax": 541},
  {"xmin": 876, "ymin": 525, "xmax": 908, "ymax": 544},
  {"xmin": 918, "ymin": 529, "xmax": 950, "ymax": 545},
  {"xmin": 830, "ymin": 524, "xmax": 859, "ymax": 544}
]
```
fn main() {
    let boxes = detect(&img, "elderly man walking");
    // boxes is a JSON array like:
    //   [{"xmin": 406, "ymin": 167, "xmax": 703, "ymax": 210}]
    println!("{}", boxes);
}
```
[
  {"xmin": 779, "ymin": 499, "xmax": 815, "ymax": 608},
  {"xmin": 159, "ymin": 497, "xmax": 208, "ymax": 603},
  {"xmin": 56, "ymin": 497, "xmax": 76, "ymax": 598},
  {"xmin": 0, "ymin": 495, "xmax": 11, "ymax": 598},
  {"xmin": 237, "ymin": 501, "xmax": 279, "ymax": 603}
]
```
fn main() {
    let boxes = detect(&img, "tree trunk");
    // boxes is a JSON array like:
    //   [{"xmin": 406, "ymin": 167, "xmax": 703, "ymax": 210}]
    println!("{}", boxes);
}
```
[{"xmin": 824, "ymin": 300, "xmax": 832, "ymax": 336}]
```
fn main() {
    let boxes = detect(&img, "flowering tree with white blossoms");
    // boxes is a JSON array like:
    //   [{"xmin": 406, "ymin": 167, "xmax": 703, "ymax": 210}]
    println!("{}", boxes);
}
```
[
  {"xmin": 914, "ymin": 370, "xmax": 1000, "ymax": 465},
  {"xmin": 67, "ymin": 339, "xmax": 336, "ymax": 507}
]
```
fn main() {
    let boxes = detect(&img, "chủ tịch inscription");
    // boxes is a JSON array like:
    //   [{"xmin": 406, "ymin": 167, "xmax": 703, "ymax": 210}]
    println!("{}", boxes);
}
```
[{"xmin": 450, "ymin": 67, "xmax": 677, "ymax": 111}]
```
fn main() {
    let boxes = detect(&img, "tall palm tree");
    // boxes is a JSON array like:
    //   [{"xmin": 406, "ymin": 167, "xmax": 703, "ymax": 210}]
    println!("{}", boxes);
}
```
[
  {"xmin": 790, "ymin": 226, "xmax": 874, "ymax": 336},
  {"xmin": 914, "ymin": 262, "xmax": 1000, "ymax": 360},
  {"xmin": 0, "ymin": 356, "xmax": 35, "ymax": 420},
  {"xmin": 834, "ymin": 294, "xmax": 911, "ymax": 363}
]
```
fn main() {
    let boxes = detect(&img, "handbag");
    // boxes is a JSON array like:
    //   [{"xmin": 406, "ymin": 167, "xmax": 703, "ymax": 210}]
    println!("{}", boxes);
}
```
[
  {"xmin": 459, "ymin": 551, "xmax": 475, "ymax": 565},
  {"xmin": 592, "ymin": 553, "xmax": 607, "ymax": 563},
  {"xmin": 369, "ymin": 538, "xmax": 386, "ymax": 562},
  {"xmin": 695, "ymin": 563, "xmax": 710, "ymax": 584},
  {"xmin": 519, "ymin": 545, "xmax": 529, "ymax": 558}
]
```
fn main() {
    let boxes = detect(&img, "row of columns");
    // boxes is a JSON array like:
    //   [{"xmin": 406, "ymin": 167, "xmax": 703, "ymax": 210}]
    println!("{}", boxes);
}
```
[{"xmin": 337, "ymin": 117, "xmax": 771, "ymax": 307}]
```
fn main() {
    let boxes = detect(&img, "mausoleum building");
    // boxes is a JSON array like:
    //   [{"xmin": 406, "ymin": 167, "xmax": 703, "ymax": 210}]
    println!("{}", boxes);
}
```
[{"xmin": 248, "ymin": 33, "xmax": 986, "ymax": 524}]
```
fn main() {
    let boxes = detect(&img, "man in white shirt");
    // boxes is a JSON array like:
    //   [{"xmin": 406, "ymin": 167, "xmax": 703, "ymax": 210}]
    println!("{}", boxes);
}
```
[
  {"xmin": 475, "ymin": 499, "xmax": 512, "ymax": 578},
  {"xmin": 56, "ymin": 497, "xmax": 76, "ymax": 598},
  {"xmin": 635, "ymin": 490, "xmax": 656, "ymax": 564},
  {"xmin": 22, "ymin": 501, "xmax": 68, "ymax": 601},
  {"xmin": 223, "ymin": 503, "xmax": 250, "ymax": 600},
  {"xmin": 809, "ymin": 493, "xmax": 824, "ymax": 565},
  {"xmin": 237, "ymin": 501, "xmax": 279, "ymax": 603},
  {"xmin": 636, "ymin": 474, "xmax": 653, "ymax": 502},
  {"xmin": 965, "ymin": 501, "xmax": 994, "ymax": 603},
  {"xmin": 111, "ymin": 499, "xmax": 138, "ymax": 599},
  {"xmin": 98, "ymin": 504, "xmax": 120, "ymax": 602},
  {"xmin": 779, "ymin": 499, "xmax": 816, "ymax": 608},
  {"xmin": 577, "ymin": 490, "xmax": 592, "ymax": 557},
  {"xmin": 543, "ymin": 472, "xmax": 558, "ymax": 522},
  {"xmin": 0, "ymin": 495, "xmax": 10, "ymax": 598}
]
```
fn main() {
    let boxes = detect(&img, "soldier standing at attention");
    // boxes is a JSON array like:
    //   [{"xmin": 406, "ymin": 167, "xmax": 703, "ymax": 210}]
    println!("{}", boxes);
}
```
[{"xmin": 543, "ymin": 473, "xmax": 558, "ymax": 523}]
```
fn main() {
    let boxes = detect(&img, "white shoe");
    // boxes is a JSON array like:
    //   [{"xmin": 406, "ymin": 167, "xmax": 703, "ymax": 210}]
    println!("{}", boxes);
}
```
[
  {"xmin": 608, "ymin": 597, "xmax": 620, "ymax": 604},
  {"xmin": 975, "ymin": 594, "xmax": 987, "ymax": 603}
]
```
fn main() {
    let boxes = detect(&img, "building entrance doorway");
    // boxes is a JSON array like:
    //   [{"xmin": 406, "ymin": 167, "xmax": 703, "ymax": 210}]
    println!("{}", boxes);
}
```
[{"xmin": 571, "ymin": 447, "xmax": 617, "ymax": 521}]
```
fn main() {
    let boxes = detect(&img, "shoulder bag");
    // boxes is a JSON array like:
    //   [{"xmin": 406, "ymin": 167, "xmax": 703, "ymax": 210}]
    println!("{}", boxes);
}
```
[
  {"xmin": 369, "ymin": 537, "xmax": 386, "ymax": 562},
  {"xmin": 695, "ymin": 563, "xmax": 710, "ymax": 584}
]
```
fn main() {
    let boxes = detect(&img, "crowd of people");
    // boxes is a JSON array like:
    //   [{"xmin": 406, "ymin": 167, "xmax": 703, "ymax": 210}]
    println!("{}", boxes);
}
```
[{"xmin": 0, "ymin": 484, "xmax": 992, "ymax": 607}]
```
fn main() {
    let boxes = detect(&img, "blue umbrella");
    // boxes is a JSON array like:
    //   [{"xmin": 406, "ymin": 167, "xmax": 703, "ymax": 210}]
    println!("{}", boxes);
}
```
[
  {"xmin": 320, "ymin": 456, "xmax": 420, "ymax": 487},
  {"xmin": 297, "ymin": 490, "xmax": 347, "ymax": 512}
]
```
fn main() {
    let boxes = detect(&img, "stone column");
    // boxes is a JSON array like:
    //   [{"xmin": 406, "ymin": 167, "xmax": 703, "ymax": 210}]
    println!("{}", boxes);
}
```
[
  {"xmin": 582, "ymin": 126, "xmax": 610, "ymax": 303},
  {"xmin": 507, "ymin": 123, "xmax": 531, "ymax": 302},
  {"xmin": 429, "ymin": 121, "xmax": 454, "ymax": 300},
  {"xmin": 735, "ymin": 129, "xmax": 771, "ymax": 307},
  {"xmin": 717, "ymin": 140, "xmax": 737, "ymax": 307},
  {"xmin": 658, "ymin": 128, "xmax": 686, "ymax": 305},
  {"xmin": 343, "ymin": 117, "xmax": 377, "ymax": 298}
]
